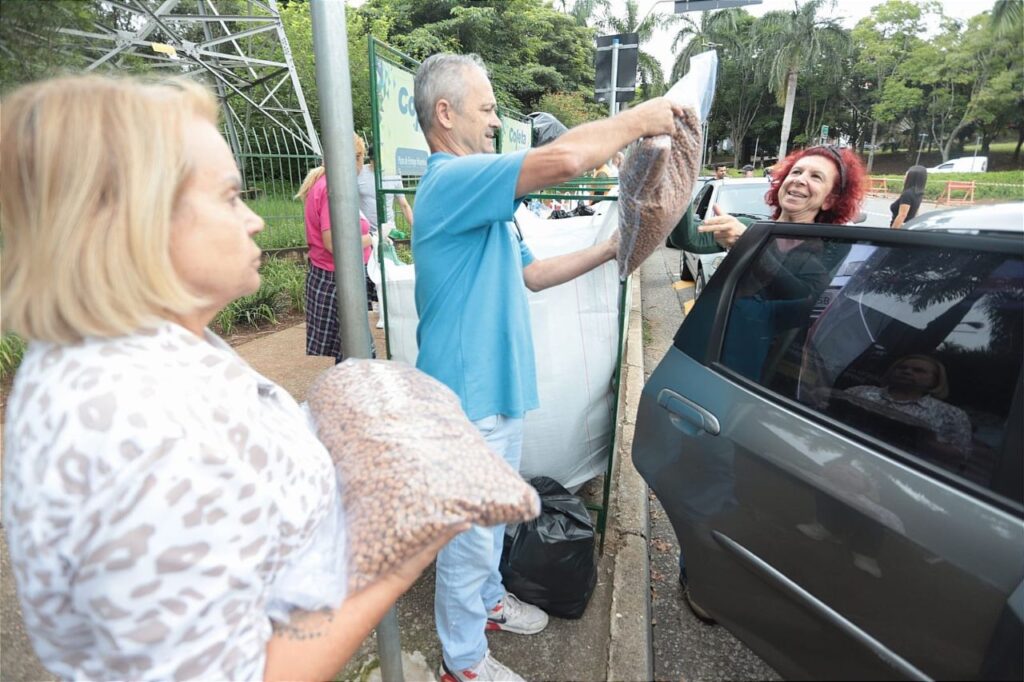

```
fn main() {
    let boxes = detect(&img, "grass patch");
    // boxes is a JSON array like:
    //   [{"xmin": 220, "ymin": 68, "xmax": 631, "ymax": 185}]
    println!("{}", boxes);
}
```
[
  {"xmin": 261, "ymin": 256, "xmax": 307, "ymax": 313},
  {"xmin": 871, "ymin": 170, "xmax": 1023, "ymax": 202},
  {"xmin": 1, "ymin": 333, "xmax": 27, "ymax": 380},
  {"xmin": 214, "ymin": 257, "xmax": 307, "ymax": 335},
  {"xmin": 248, "ymin": 195, "xmax": 306, "ymax": 249}
]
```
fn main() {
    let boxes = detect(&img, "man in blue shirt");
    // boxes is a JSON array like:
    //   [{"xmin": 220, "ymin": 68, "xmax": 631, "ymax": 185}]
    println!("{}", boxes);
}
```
[{"xmin": 412, "ymin": 52, "xmax": 683, "ymax": 682}]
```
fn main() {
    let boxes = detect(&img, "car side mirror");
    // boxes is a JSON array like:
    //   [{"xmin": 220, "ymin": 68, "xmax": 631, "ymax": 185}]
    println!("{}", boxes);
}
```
[{"xmin": 854, "ymin": 212, "xmax": 868, "ymax": 224}]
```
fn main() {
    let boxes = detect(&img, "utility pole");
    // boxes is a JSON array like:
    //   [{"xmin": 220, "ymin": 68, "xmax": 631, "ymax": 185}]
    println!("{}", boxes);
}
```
[
  {"xmin": 915, "ymin": 132, "xmax": 927, "ymax": 165},
  {"xmin": 310, "ymin": 2, "xmax": 404, "ymax": 680}
]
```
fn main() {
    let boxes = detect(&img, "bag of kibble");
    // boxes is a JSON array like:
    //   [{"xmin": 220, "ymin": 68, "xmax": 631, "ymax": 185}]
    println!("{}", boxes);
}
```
[
  {"xmin": 617, "ymin": 50, "xmax": 719, "ymax": 278},
  {"xmin": 306, "ymin": 359, "xmax": 541, "ymax": 592}
]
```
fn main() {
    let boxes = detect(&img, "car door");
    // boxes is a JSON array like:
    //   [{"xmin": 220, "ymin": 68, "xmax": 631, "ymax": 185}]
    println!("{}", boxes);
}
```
[{"xmin": 633, "ymin": 223, "xmax": 1024, "ymax": 680}]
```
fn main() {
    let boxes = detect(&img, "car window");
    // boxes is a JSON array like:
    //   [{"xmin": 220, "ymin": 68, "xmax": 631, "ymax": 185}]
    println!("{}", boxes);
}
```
[
  {"xmin": 718, "ymin": 235, "xmax": 1023, "ymax": 502},
  {"xmin": 938, "ymin": 163, "xmax": 954, "ymax": 170},
  {"xmin": 717, "ymin": 184, "xmax": 771, "ymax": 218}
]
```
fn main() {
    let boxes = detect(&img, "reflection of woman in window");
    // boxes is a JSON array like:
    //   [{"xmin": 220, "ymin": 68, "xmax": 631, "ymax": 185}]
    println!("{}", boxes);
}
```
[{"xmin": 844, "ymin": 355, "xmax": 972, "ymax": 457}]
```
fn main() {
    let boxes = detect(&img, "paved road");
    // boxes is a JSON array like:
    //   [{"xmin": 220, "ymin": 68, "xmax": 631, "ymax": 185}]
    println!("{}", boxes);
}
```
[{"xmin": 639, "ymin": 244, "xmax": 780, "ymax": 682}]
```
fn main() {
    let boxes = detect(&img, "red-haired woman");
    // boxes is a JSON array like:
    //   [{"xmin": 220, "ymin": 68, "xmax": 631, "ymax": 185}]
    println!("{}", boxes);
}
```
[
  {"xmin": 699, "ymin": 144, "xmax": 868, "ymax": 248},
  {"xmin": 671, "ymin": 146, "xmax": 869, "ymax": 621}
]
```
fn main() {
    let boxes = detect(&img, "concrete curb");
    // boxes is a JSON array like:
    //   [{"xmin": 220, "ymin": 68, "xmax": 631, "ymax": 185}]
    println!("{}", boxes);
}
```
[{"xmin": 606, "ymin": 276, "xmax": 652, "ymax": 682}]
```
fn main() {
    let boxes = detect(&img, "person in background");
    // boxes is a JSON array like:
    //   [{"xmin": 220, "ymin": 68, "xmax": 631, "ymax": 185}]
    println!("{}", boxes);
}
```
[
  {"xmin": 889, "ymin": 164, "xmax": 927, "ymax": 229},
  {"xmin": 0, "ymin": 74, "xmax": 458, "ymax": 682},
  {"xmin": 357, "ymin": 146, "xmax": 414, "ymax": 235},
  {"xmin": 412, "ymin": 52, "xmax": 683, "ymax": 682},
  {"xmin": 589, "ymin": 149, "xmax": 623, "ymax": 205},
  {"xmin": 713, "ymin": 162, "xmax": 728, "ymax": 180},
  {"xmin": 296, "ymin": 133, "xmax": 376, "ymax": 361},
  {"xmin": 741, "ymin": 164, "xmax": 754, "ymax": 177}
]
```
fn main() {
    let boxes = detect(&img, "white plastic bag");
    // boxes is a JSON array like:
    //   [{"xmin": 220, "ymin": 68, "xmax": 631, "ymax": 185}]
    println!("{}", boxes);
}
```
[
  {"xmin": 616, "ymin": 50, "xmax": 718, "ymax": 279},
  {"xmin": 665, "ymin": 50, "xmax": 718, "ymax": 120}
]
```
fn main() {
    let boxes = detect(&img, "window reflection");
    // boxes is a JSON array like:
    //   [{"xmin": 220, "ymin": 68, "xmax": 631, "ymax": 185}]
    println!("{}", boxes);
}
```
[{"xmin": 721, "ymin": 236, "xmax": 1023, "ymax": 498}]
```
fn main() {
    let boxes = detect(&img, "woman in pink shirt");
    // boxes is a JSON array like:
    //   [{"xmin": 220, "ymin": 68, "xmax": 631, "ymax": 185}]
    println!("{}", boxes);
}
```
[{"xmin": 296, "ymin": 133, "xmax": 374, "ymax": 361}]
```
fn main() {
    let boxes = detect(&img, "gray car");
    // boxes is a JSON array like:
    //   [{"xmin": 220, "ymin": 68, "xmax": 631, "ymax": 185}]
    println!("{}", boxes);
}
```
[{"xmin": 633, "ymin": 216, "xmax": 1023, "ymax": 680}]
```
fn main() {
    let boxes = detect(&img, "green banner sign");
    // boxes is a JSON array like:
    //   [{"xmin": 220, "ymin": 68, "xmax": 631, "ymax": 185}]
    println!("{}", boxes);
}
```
[
  {"xmin": 499, "ymin": 114, "xmax": 532, "ymax": 153},
  {"xmin": 375, "ymin": 56, "xmax": 430, "ymax": 176}
]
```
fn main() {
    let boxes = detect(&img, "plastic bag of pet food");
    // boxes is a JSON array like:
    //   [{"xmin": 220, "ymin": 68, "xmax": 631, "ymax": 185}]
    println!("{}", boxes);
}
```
[
  {"xmin": 617, "ymin": 50, "xmax": 718, "ymax": 278},
  {"xmin": 306, "ymin": 359, "xmax": 541, "ymax": 592}
]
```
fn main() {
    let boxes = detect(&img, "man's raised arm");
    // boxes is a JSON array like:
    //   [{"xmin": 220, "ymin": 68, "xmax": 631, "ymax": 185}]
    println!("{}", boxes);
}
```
[{"xmin": 514, "ymin": 98, "xmax": 685, "ymax": 198}]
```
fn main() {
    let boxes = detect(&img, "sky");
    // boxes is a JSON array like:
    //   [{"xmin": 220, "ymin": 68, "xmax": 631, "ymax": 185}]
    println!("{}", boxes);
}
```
[{"xmin": 621, "ymin": 0, "xmax": 998, "ymax": 79}]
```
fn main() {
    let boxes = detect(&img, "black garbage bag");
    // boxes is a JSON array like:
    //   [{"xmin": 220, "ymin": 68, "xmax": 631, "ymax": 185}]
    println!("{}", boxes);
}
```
[
  {"xmin": 499, "ymin": 476, "xmax": 597, "ymax": 619},
  {"xmin": 527, "ymin": 112, "xmax": 568, "ymax": 147}
]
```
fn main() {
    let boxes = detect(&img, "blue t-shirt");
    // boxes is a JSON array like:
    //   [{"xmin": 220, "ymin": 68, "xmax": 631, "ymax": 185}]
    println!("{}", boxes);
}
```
[{"xmin": 413, "ymin": 150, "xmax": 538, "ymax": 421}]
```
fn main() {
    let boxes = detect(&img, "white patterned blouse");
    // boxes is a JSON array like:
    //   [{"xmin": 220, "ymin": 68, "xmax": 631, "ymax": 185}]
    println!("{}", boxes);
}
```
[{"xmin": 3, "ymin": 322, "xmax": 345, "ymax": 681}]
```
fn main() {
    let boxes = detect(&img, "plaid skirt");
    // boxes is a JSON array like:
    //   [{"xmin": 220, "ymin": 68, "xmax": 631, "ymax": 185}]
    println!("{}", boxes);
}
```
[
  {"xmin": 306, "ymin": 264, "xmax": 342, "ymax": 360},
  {"xmin": 305, "ymin": 264, "xmax": 376, "ymax": 361}
]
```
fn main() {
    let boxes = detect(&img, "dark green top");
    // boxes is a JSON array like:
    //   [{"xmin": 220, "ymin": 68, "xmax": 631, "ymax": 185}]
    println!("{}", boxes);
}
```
[{"xmin": 666, "ymin": 204, "xmax": 758, "ymax": 254}]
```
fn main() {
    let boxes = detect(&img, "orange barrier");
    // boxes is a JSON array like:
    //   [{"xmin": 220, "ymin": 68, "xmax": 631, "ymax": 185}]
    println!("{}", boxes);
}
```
[
  {"xmin": 867, "ymin": 177, "xmax": 889, "ymax": 197},
  {"xmin": 938, "ymin": 181, "xmax": 976, "ymax": 205}
]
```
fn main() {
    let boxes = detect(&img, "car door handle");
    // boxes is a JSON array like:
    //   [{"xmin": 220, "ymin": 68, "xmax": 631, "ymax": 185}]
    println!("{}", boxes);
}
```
[{"xmin": 656, "ymin": 389, "xmax": 720, "ymax": 436}]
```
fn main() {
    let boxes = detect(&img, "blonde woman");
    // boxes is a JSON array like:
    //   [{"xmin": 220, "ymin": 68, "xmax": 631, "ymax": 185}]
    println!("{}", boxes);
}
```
[
  {"xmin": 1, "ymin": 74, "xmax": 458, "ymax": 681},
  {"xmin": 295, "ymin": 133, "xmax": 375, "ymax": 362}
]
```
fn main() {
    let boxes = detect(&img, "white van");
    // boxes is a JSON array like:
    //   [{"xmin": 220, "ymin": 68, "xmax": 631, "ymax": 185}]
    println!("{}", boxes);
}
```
[{"xmin": 928, "ymin": 156, "xmax": 988, "ymax": 173}]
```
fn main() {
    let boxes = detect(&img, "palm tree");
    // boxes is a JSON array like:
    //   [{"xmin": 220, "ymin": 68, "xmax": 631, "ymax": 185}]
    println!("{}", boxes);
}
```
[
  {"xmin": 669, "ymin": 9, "xmax": 738, "ymax": 84},
  {"xmin": 991, "ymin": 0, "xmax": 1023, "ymax": 36},
  {"xmin": 555, "ymin": 0, "xmax": 611, "ymax": 28},
  {"xmin": 599, "ymin": 0, "xmax": 680, "ymax": 100},
  {"xmin": 757, "ymin": 0, "xmax": 850, "ymax": 159}
]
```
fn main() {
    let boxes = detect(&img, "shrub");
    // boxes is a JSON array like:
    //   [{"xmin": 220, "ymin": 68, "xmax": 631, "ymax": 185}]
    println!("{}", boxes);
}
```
[
  {"xmin": 261, "ymin": 256, "xmax": 307, "ymax": 313},
  {"xmin": 0, "ymin": 333, "xmax": 26, "ymax": 380}
]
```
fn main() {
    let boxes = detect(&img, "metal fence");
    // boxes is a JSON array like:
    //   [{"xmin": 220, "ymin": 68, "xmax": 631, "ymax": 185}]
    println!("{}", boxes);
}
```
[{"xmin": 235, "ymin": 126, "xmax": 322, "ymax": 252}]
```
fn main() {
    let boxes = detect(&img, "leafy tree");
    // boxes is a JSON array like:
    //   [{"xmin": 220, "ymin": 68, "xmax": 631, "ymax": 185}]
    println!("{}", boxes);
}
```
[
  {"xmin": 280, "ymin": 0, "xmax": 397, "ymax": 142},
  {"xmin": 850, "ymin": 0, "xmax": 928, "ymax": 170},
  {"xmin": 359, "ymin": 0, "xmax": 597, "ymax": 113},
  {"xmin": 896, "ymin": 14, "xmax": 1015, "ymax": 162},
  {"xmin": 685, "ymin": 10, "xmax": 770, "ymax": 168},
  {"xmin": 536, "ymin": 91, "xmax": 605, "ymax": 127},
  {"xmin": 1, "ymin": 1, "xmax": 127, "ymax": 92},
  {"xmin": 756, "ymin": 0, "xmax": 850, "ymax": 159},
  {"xmin": 554, "ymin": 0, "xmax": 611, "ymax": 28}
]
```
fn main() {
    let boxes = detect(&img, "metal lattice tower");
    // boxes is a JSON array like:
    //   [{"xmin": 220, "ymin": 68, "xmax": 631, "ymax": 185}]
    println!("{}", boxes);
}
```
[{"xmin": 57, "ymin": 0, "xmax": 321, "ymax": 160}]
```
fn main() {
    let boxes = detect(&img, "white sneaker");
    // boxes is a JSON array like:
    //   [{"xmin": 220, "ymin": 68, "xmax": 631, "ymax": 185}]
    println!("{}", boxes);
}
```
[
  {"xmin": 439, "ymin": 651, "xmax": 525, "ymax": 682},
  {"xmin": 485, "ymin": 592, "xmax": 548, "ymax": 635}
]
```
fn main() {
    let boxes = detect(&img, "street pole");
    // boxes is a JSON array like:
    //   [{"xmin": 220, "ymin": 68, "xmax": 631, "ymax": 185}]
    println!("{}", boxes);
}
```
[
  {"xmin": 609, "ymin": 37, "xmax": 619, "ymax": 117},
  {"xmin": 310, "ymin": 2, "xmax": 405, "ymax": 680},
  {"xmin": 915, "ymin": 132, "xmax": 927, "ymax": 165}
]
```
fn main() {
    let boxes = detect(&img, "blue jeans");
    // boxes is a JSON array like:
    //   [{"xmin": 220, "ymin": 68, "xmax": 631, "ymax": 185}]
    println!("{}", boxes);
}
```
[{"xmin": 435, "ymin": 414, "xmax": 523, "ymax": 670}]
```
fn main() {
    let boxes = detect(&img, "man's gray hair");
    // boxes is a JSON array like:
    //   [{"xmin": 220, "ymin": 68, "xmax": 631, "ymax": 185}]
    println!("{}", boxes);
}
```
[{"xmin": 414, "ymin": 53, "xmax": 489, "ymax": 136}]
